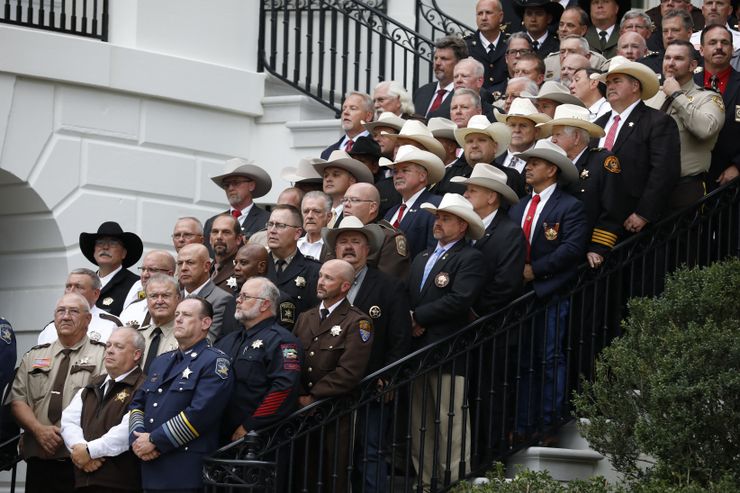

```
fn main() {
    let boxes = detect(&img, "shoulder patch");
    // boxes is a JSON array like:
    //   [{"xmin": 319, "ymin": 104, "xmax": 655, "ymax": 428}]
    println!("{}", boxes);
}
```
[
  {"xmin": 215, "ymin": 357, "xmax": 230, "ymax": 379},
  {"xmin": 395, "ymin": 235, "xmax": 408, "ymax": 257},
  {"xmin": 603, "ymin": 155, "xmax": 621, "ymax": 174},
  {"xmin": 30, "ymin": 342, "xmax": 51, "ymax": 351},
  {"xmin": 0, "ymin": 323, "xmax": 12, "ymax": 344},
  {"xmin": 358, "ymin": 319, "xmax": 372, "ymax": 343},
  {"xmin": 279, "ymin": 302, "xmax": 296, "ymax": 324},
  {"xmin": 280, "ymin": 343, "xmax": 301, "ymax": 371},
  {"xmin": 711, "ymin": 95, "xmax": 725, "ymax": 111}
]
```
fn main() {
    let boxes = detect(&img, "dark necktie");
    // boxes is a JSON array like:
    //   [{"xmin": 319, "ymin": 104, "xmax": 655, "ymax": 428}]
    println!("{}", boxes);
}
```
[
  {"xmin": 275, "ymin": 259, "xmax": 287, "ymax": 282},
  {"xmin": 144, "ymin": 327, "xmax": 162, "ymax": 374},
  {"xmin": 392, "ymin": 203, "xmax": 407, "ymax": 229},
  {"xmin": 48, "ymin": 348, "xmax": 72, "ymax": 424},
  {"xmin": 710, "ymin": 75, "xmax": 719, "ymax": 92},
  {"xmin": 532, "ymin": 40, "xmax": 539, "ymax": 52},
  {"xmin": 488, "ymin": 43, "xmax": 496, "ymax": 56},
  {"xmin": 320, "ymin": 308, "xmax": 330, "ymax": 321},
  {"xmin": 599, "ymin": 30, "xmax": 608, "ymax": 51}
]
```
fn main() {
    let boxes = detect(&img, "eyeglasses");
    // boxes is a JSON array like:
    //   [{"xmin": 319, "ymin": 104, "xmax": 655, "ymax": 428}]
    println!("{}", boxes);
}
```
[
  {"xmin": 506, "ymin": 49, "xmax": 533, "ymax": 56},
  {"xmin": 137, "ymin": 267, "xmax": 170, "ymax": 274},
  {"xmin": 340, "ymin": 197, "xmax": 376, "ymax": 205},
  {"xmin": 171, "ymin": 232, "xmax": 200, "ymax": 240},
  {"xmin": 236, "ymin": 293, "xmax": 267, "ymax": 302},
  {"xmin": 265, "ymin": 221, "xmax": 301, "ymax": 231}
]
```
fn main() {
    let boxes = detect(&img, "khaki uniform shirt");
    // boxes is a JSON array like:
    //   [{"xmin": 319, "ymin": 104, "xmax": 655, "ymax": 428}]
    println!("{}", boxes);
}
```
[
  {"xmin": 138, "ymin": 319, "xmax": 178, "ymax": 358},
  {"xmin": 647, "ymin": 80, "xmax": 726, "ymax": 176},
  {"xmin": 10, "ymin": 336, "xmax": 106, "ymax": 458}
]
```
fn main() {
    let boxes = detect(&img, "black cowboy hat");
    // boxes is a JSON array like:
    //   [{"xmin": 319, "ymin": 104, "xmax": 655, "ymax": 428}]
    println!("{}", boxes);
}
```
[
  {"xmin": 348, "ymin": 136, "xmax": 382, "ymax": 161},
  {"xmin": 513, "ymin": 0, "xmax": 565, "ymax": 21},
  {"xmin": 577, "ymin": 0, "xmax": 633, "ymax": 23},
  {"xmin": 79, "ymin": 221, "xmax": 144, "ymax": 268}
]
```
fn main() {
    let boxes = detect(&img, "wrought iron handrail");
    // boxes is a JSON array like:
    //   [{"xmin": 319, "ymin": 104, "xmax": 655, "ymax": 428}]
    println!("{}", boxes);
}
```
[
  {"xmin": 414, "ymin": 0, "xmax": 474, "ymax": 43},
  {"xmin": 203, "ymin": 180, "xmax": 739, "ymax": 492},
  {"xmin": 0, "ymin": 0, "xmax": 108, "ymax": 41},
  {"xmin": 258, "ymin": 0, "xmax": 435, "ymax": 115}
]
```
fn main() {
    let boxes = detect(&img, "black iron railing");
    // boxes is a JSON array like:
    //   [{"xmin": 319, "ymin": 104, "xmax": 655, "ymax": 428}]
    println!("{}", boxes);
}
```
[
  {"xmin": 414, "ymin": 0, "xmax": 474, "ymax": 45},
  {"xmin": 0, "ymin": 0, "xmax": 108, "ymax": 41},
  {"xmin": 203, "ymin": 180, "xmax": 739, "ymax": 492},
  {"xmin": 258, "ymin": 0, "xmax": 435, "ymax": 115}
]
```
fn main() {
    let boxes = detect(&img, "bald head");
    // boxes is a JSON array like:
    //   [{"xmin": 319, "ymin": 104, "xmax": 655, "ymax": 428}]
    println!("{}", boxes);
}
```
[
  {"xmin": 317, "ymin": 259, "xmax": 356, "ymax": 305},
  {"xmin": 233, "ymin": 243, "xmax": 269, "ymax": 286},
  {"xmin": 176, "ymin": 243, "xmax": 212, "ymax": 291},
  {"xmin": 278, "ymin": 187, "xmax": 305, "ymax": 209},
  {"xmin": 617, "ymin": 31, "xmax": 648, "ymax": 61},
  {"xmin": 140, "ymin": 250, "xmax": 176, "ymax": 288},
  {"xmin": 342, "ymin": 182, "xmax": 381, "ymax": 224}
]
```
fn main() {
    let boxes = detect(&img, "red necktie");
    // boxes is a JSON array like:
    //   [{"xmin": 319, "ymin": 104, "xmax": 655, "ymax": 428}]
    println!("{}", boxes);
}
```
[
  {"xmin": 522, "ymin": 194, "xmax": 541, "ymax": 263},
  {"xmin": 392, "ymin": 203, "xmax": 407, "ymax": 229},
  {"xmin": 428, "ymin": 89, "xmax": 447, "ymax": 115},
  {"xmin": 603, "ymin": 114, "xmax": 621, "ymax": 151},
  {"xmin": 345, "ymin": 139, "xmax": 354, "ymax": 152},
  {"xmin": 231, "ymin": 209, "xmax": 241, "ymax": 219}
]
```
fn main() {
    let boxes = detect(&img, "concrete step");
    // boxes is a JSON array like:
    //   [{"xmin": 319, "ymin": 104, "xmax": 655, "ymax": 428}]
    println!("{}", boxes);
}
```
[{"xmin": 506, "ymin": 445, "xmax": 604, "ymax": 482}]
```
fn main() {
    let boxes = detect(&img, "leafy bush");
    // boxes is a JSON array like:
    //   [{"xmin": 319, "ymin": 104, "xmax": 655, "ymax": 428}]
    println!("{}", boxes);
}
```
[{"xmin": 573, "ymin": 259, "xmax": 740, "ymax": 487}]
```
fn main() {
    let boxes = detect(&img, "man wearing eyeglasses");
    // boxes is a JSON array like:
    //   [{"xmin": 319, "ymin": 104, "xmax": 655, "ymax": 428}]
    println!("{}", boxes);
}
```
[
  {"xmin": 171, "ymin": 216, "xmax": 205, "ymax": 253},
  {"xmin": 265, "ymin": 205, "xmax": 321, "ymax": 330},
  {"xmin": 119, "ymin": 250, "xmax": 177, "ymax": 328}
]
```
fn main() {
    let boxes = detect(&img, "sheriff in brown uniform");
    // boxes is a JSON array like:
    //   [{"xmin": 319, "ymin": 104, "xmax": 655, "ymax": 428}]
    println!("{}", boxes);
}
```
[{"xmin": 292, "ymin": 259, "xmax": 373, "ymax": 493}]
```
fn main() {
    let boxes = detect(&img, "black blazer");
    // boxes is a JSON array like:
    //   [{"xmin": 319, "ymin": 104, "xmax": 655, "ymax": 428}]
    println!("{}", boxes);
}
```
[
  {"xmin": 204, "ymin": 205, "xmax": 271, "ymax": 254},
  {"xmin": 593, "ymin": 101, "xmax": 680, "ymax": 223},
  {"xmin": 353, "ymin": 267, "xmax": 412, "ymax": 374},
  {"xmin": 266, "ymin": 250, "xmax": 321, "ymax": 330},
  {"xmin": 384, "ymin": 190, "xmax": 441, "ymax": 259},
  {"xmin": 413, "ymin": 82, "xmax": 454, "ymax": 119},
  {"xmin": 96, "ymin": 268, "xmax": 140, "ymax": 316},
  {"xmin": 408, "ymin": 241, "xmax": 485, "ymax": 348},
  {"xmin": 464, "ymin": 30, "xmax": 509, "ymax": 94},
  {"xmin": 534, "ymin": 33, "xmax": 560, "ymax": 60},
  {"xmin": 472, "ymin": 212, "xmax": 526, "ymax": 315}
]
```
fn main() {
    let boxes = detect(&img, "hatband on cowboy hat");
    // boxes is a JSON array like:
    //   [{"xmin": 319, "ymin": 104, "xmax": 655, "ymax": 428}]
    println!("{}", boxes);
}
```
[
  {"xmin": 494, "ymin": 98, "xmax": 552, "ymax": 125},
  {"xmin": 420, "ymin": 193, "xmax": 485, "ymax": 240},
  {"xmin": 379, "ymin": 145, "xmax": 445, "ymax": 184},
  {"xmin": 454, "ymin": 115, "xmax": 512, "ymax": 158},
  {"xmin": 79, "ymin": 221, "xmax": 144, "ymax": 268},
  {"xmin": 592, "ymin": 56, "xmax": 660, "ymax": 100},
  {"xmin": 520, "ymin": 80, "xmax": 586, "ymax": 107},
  {"xmin": 363, "ymin": 112, "xmax": 406, "ymax": 133},
  {"xmin": 515, "ymin": 139, "xmax": 579, "ymax": 184},
  {"xmin": 536, "ymin": 104, "xmax": 606, "ymax": 138},
  {"xmin": 211, "ymin": 158, "xmax": 272, "ymax": 198},
  {"xmin": 322, "ymin": 216, "xmax": 385, "ymax": 257},
  {"xmin": 450, "ymin": 163, "xmax": 519, "ymax": 205},
  {"xmin": 312, "ymin": 150, "xmax": 375, "ymax": 184},
  {"xmin": 381, "ymin": 119, "xmax": 447, "ymax": 161}
]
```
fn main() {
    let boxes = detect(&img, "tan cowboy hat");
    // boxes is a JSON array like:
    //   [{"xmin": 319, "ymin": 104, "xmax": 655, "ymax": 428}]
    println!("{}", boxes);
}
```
[
  {"xmin": 322, "ymin": 216, "xmax": 385, "ymax": 257},
  {"xmin": 521, "ymin": 80, "xmax": 586, "ymax": 107},
  {"xmin": 592, "ymin": 55, "xmax": 659, "ymax": 100},
  {"xmin": 281, "ymin": 158, "xmax": 324, "ymax": 184},
  {"xmin": 454, "ymin": 115, "xmax": 512, "ymax": 159},
  {"xmin": 379, "ymin": 145, "xmax": 445, "ymax": 184},
  {"xmin": 515, "ymin": 139, "xmax": 579, "ymax": 184},
  {"xmin": 427, "ymin": 117, "xmax": 458, "ymax": 141},
  {"xmin": 363, "ymin": 111, "xmax": 406, "ymax": 133},
  {"xmin": 494, "ymin": 98, "xmax": 552, "ymax": 125},
  {"xmin": 450, "ymin": 163, "xmax": 519, "ymax": 205},
  {"xmin": 211, "ymin": 158, "xmax": 272, "ymax": 198},
  {"xmin": 381, "ymin": 119, "xmax": 447, "ymax": 161},
  {"xmin": 536, "ymin": 104, "xmax": 606, "ymax": 138},
  {"xmin": 420, "ymin": 193, "xmax": 485, "ymax": 240},
  {"xmin": 312, "ymin": 150, "xmax": 374, "ymax": 184}
]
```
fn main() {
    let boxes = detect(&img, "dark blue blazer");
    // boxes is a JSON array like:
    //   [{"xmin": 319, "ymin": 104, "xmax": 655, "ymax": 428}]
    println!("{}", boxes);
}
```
[
  {"xmin": 509, "ymin": 187, "xmax": 588, "ymax": 299},
  {"xmin": 383, "ymin": 190, "xmax": 441, "ymax": 259},
  {"xmin": 413, "ymin": 82, "xmax": 453, "ymax": 119},
  {"xmin": 320, "ymin": 136, "xmax": 344, "ymax": 160}
]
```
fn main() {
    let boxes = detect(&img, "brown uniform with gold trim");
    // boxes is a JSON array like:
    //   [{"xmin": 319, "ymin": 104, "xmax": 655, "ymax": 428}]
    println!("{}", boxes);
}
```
[
  {"xmin": 9, "ymin": 336, "xmax": 106, "ymax": 459},
  {"xmin": 370, "ymin": 220, "xmax": 410, "ymax": 280}
]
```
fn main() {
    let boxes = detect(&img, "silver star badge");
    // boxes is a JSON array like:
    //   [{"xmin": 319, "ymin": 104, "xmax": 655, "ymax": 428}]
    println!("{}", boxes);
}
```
[
  {"xmin": 182, "ymin": 367, "xmax": 193, "ymax": 379},
  {"xmin": 330, "ymin": 325, "xmax": 342, "ymax": 336},
  {"xmin": 226, "ymin": 276, "xmax": 237, "ymax": 289},
  {"xmin": 628, "ymin": 122, "xmax": 634, "ymax": 127},
  {"xmin": 251, "ymin": 339, "xmax": 264, "ymax": 349}
]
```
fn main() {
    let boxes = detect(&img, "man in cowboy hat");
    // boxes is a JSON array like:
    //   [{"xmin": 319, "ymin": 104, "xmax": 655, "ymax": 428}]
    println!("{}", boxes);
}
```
[
  {"xmin": 206, "ymin": 158, "xmax": 272, "ymax": 250},
  {"xmin": 514, "ymin": 0, "xmax": 564, "ymax": 58},
  {"xmin": 80, "ymin": 221, "xmax": 143, "ymax": 316},
  {"xmin": 508, "ymin": 139, "xmax": 587, "ymax": 442},
  {"xmin": 407, "ymin": 193, "xmax": 485, "ymax": 490},
  {"xmin": 381, "ymin": 119, "xmax": 448, "ymax": 162},
  {"xmin": 322, "ymin": 217, "xmax": 411, "ymax": 492},
  {"xmin": 382, "ymin": 145, "xmax": 445, "ymax": 259},
  {"xmin": 321, "ymin": 91, "xmax": 375, "ymax": 159},
  {"xmin": 364, "ymin": 111, "xmax": 406, "ymax": 159},
  {"xmin": 280, "ymin": 158, "xmax": 324, "ymax": 194},
  {"xmin": 313, "ymin": 149, "xmax": 375, "ymax": 228},
  {"xmin": 521, "ymin": 80, "xmax": 586, "ymax": 118},
  {"xmin": 494, "ymin": 97, "xmax": 551, "ymax": 180},
  {"xmin": 594, "ymin": 56, "xmax": 680, "ymax": 233},
  {"xmin": 349, "ymin": 135, "xmax": 401, "ymax": 219},
  {"xmin": 540, "ymin": 104, "xmax": 629, "ymax": 267}
]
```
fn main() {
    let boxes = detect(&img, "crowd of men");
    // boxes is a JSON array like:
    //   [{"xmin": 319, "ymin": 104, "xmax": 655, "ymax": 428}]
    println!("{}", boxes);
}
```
[{"xmin": 1, "ymin": 0, "xmax": 739, "ymax": 492}]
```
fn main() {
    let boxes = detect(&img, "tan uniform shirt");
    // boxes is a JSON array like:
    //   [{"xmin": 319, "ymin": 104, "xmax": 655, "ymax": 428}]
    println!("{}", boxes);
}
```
[
  {"xmin": 10, "ymin": 336, "xmax": 106, "ymax": 458},
  {"xmin": 647, "ymin": 80, "xmax": 726, "ymax": 176},
  {"xmin": 138, "ymin": 319, "xmax": 179, "ymax": 358}
]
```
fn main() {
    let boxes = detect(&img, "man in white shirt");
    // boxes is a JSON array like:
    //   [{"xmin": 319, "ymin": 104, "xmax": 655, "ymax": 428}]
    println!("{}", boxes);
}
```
[
  {"xmin": 119, "ymin": 250, "xmax": 176, "ymax": 328},
  {"xmin": 569, "ymin": 66, "xmax": 612, "ymax": 121},
  {"xmin": 690, "ymin": 0, "xmax": 740, "ymax": 50},
  {"xmin": 297, "ymin": 191, "xmax": 333, "ymax": 260}
]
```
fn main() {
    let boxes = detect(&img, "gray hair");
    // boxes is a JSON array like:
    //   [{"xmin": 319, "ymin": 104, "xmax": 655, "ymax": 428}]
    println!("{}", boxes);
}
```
[
  {"xmin": 302, "ymin": 190, "xmax": 332, "ymax": 214},
  {"xmin": 175, "ymin": 216, "xmax": 204, "ymax": 235},
  {"xmin": 345, "ymin": 91, "xmax": 374, "ymax": 114},
  {"xmin": 663, "ymin": 8, "xmax": 693, "ymax": 31},
  {"xmin": 457, "ymin": 57, "xmax": 485, "ymax": 78},
  {"xmin": 508, "ymin": 32, "xmax": 533, "ymax": 48},
  {"xmin": 561, "ymin": 125, "xmax": 591, "ymax": 144},
  {"xmin": 69, "ymin": 268, "xmax": 102, "ymax": 290},
  {"xmin": 375, "ymin": 80, "xmax": 415, "ymax": 115},
  {"xmin": 145, "ymin": 274, "xmax": 180, "ymax": 294},
  {"xmin": 560, "ymin": 35, "xmax": 591, "ymax": 55},
  {"xmin": 249, "ymin": 277, "xmax": 280, "ymax": 315},
  {"xmin": 115, "ymin": 326, "xmax": 146, "ymax": 355},
  {"xmin": 507, "ymin": 77, "xmax": 540, "ymax": 97},
  {"xmin": 621, "ymin": 10, "xmax": 653, "ymax": 30},
  {"xmin": 58, "ymin": 292, "xmax": 90, "ymax": 313},
  {"xmin": 452, "ymin": 87, "xmax": 482, "ymax": 108}
]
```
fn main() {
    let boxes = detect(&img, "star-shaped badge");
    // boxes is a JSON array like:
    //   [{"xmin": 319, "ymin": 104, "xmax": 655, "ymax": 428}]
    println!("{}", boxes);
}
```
[
  {"xmin": 295, "ymin": 276, "xmax": 306, "ymax": 288},
  {"xmin": 252, "ymin": 339, "xmax": 264, "ymax": 349},
  {"xmin": 330, "ymin": 325, "xmax": 342, "ymax": 336},
  {"xmin": 226, "ymin": 276, "xmax": 237, "ymax": 289},
  {"xmin": 182, "ymin": 367, "xmax": 193, "ymax": 379}
]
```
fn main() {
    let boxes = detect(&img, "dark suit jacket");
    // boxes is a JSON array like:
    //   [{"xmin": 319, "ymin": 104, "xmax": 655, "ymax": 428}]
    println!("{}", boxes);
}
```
[
  {"xmin": 464, "ymin": 30, "xmax": 510, "ymax": 94},
  {"xmin": 594, "ymin": 101, "xmax": 680, "ymax": 223},
  {"xmin": 413, "ymin": 82, "xmax": 454, "ymax": 119},
  {"xmin": 534, "ymin": 32, "xmax": 560, "ymax": 60},
  {"xmin": 509, "ymin": 187, "xmax": 588, "ymax": 299},
  {"xmin": 586, "ymin": 26, "xmax": 619, "ymax": 60},
  {"xmin": 492, "ymin": 153, "xmax": 529, "ymax": 198},
  {"xmin": 353, "ymin": 267, "xmax": 411, "ymax": 375},
  {"xmin": 193, "ymin": 279, "xmax": 239, "ymax": 341},
  {"xmin": 383, "ymin": 190, "xmax": 441, "ymax": 259},
  {"xmin": 211, "ymin": 252, "xmax": 237, "ymax": 293},
  {"xmin": 408, "ymin": 240, "xmax": 485, "ymax": 349},
  {"xmin": 266, "ymin": 250, "xmax": 321, "ymax": 330},
  {"xmin": 472, "ymin": 212, "xmax": 526, "ymax": 315},
  {"xmin": 204, "ymin": 206, "xmax": 271, "ymax": 255},
  {"xmin": 695, "ymin": 68, "xmax": 740, "ymax": 188},
  {"xmin": 96, "ymin": 268, "xmax": 140, "ymax": 316},
  {"xmin": 320, "ymin": 136, "xmax": 344, "ymax": 160}
]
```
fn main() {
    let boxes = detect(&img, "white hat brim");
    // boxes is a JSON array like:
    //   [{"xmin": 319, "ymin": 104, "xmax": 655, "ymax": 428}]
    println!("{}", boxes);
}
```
[{"xmin": 419, "ymin": 203, "xmax": 485, "ymax": 240}]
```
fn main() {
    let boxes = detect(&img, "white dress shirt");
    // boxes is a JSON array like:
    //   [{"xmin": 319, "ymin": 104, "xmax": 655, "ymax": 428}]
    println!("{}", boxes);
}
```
[
  {"xmin": 520, "ymin": 183, "xmax": 557, "ymax": 243},
  {"xmin": 388, "ymin": 187, "xmax": 426, "ymax": 226},
  {"xmin": 38, "ymin": 305, "xmax": 117, "ymax": 345},
  {"xmin": 597, "ymin": 99, "xmax": 640, "ymax": 149}
]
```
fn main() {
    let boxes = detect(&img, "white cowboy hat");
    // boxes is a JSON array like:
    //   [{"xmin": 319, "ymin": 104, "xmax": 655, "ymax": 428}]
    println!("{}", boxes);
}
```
[
  {"xmin": 379, "ymin": 145, "xmax": 445, "ymax": 184},
  {"xmin": 515, "ymin": 139, "xmax": 579, "ymax": 184},
  {"xmin": 427, "ymin": 117, "xmax": 458, "ymax": 141},
  {"xmin": 281, "ymin": 158, "xmax": 324, "ymax": 184},
  {"xmin": 450, "ymin": 163, "xmax": 519, "ymax": 205},
  {"xmin": 591, "ymin": 55, "xmax": 659, "ymax": 100},
  {"xmin": 454, "ymin": 115, "xmax": 513, "ymax": 158},
  {"xmin": 312, "ymin": 150, "xmax": 374, "ymax": 184},
  {"xmin": 536, "ymin": 104, "xmax": 606, "ymax": 138},
  {"xmin": 210, "ymin": 158, "xmax": 272, "ymax": 198},
  {"xmin": 494, "ymin": 98, "xmax": 552, "ymax": 124},
  {"xmin": 381, "ymin": 119, "xmax": 447, "ymax": 160},
  {"xmin": 420, "ymin": 193, "xmax": 485, "ymax": 240},
  {"xmin": 363, "ymin": 111, "xmax": 406, "ymax": 133},
  {"xmin": 521, "ymin": 80, "xmax": 586, "ymax": 107},
  {"xmin": 322, "ymin": 216, "xmax": 385, "ymax": 257}
]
